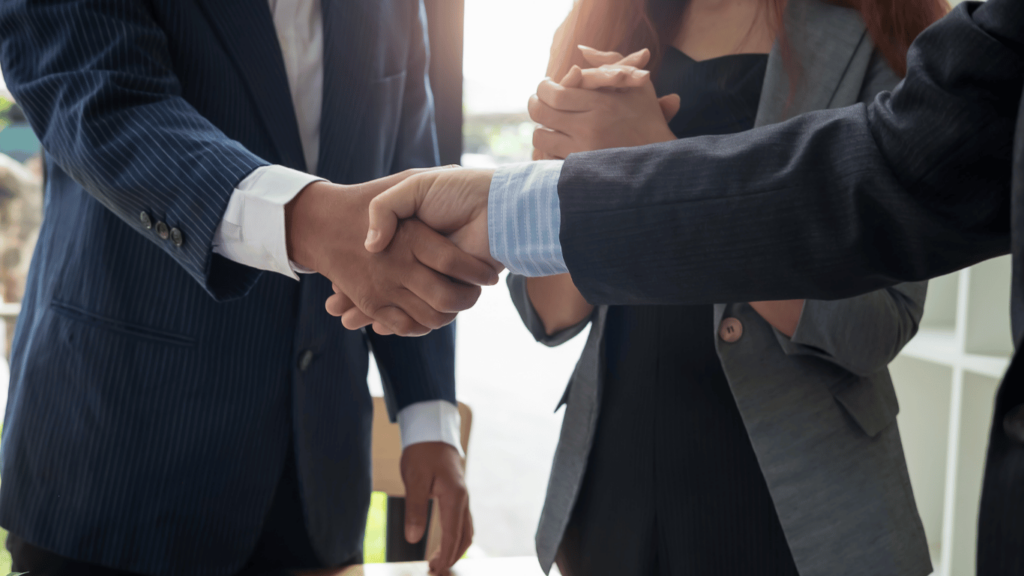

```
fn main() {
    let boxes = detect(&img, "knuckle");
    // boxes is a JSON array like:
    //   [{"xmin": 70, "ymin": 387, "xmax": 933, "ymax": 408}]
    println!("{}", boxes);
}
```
[
  {"xmin": 527, "ymin": 95, "xmax": 541, "ymax": 120},
  {"xmin": 548, "ymin": 87, "xmax": 566, "ymax": 109}
]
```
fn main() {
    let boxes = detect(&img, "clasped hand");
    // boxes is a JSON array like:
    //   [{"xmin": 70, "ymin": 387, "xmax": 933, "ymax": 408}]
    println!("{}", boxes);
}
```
[{"xmin": 531, "ymin": 46, "xmax": 680, "ymax": 159}]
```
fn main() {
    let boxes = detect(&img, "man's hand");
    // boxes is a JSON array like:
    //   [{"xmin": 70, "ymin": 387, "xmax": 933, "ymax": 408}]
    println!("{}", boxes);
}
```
[
  {"xmin": 287, "ymin": 170, "xmax": 499, "ymax": 336},
  {"xmin": 401, "ymin": 442, "xmax": 473, "ymax": 574},
  {"xmin": 323, "ymin": 169, "xmax": 499, "ymax": 335}
]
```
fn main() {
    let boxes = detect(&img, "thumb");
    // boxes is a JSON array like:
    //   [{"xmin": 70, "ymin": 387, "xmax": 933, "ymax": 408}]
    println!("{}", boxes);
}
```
[
  {"xmin": 659, "ymin": 93, "xmax": 681, "ymax": 122},
  {"xmin": 365, "ymin": 173, "xmax": 431, "ymax": 253}
]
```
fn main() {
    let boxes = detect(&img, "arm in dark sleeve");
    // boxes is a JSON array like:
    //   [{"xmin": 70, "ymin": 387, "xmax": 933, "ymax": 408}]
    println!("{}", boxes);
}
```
[
  {"xmin": 368, "ymin": 325, "xmax": 456, "ymax": 422},
  {"xmin": 773, "ymin": 52, "xmax": 928, "ymax": 376},
  {"xmin": 370, "ymin": 0, "xmax": 453, "ymax": 422},
  {"xmin": 558, "ymin": 0, "xmax": 1021, "ymax": 306},
  {"xmin": 0, "ymin": 0, "xmax": 269, "ymax": 300}
]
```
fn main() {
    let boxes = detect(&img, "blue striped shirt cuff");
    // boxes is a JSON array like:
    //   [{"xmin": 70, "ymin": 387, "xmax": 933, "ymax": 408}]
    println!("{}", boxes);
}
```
[{"xmin": 487, "ymin": 160, "xmax": 568, "ymax": 277}]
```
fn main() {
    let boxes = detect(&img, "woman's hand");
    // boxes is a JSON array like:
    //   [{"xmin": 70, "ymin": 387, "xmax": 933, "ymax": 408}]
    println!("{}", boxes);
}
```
[{"xmin": 530, "ymin": 48, "xmax": 681, "ymax": 159}]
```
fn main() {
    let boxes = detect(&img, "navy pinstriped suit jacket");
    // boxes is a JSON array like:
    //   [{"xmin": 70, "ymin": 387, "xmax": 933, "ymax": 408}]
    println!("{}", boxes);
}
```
[{"xmin": 0, "ymin": 1, "xmax": 452, "ymax": 575}]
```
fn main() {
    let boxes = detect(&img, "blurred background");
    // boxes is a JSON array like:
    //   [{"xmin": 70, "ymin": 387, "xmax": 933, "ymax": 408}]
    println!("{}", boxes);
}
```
[{"xmin": 0, "ymin": 2, "xmax": 1007, "ymax": 576}]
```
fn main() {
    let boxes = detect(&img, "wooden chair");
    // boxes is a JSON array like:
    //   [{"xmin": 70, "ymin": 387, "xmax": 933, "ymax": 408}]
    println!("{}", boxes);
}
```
[{"xmin": 371, "ymin": 397, "xmax": 472, "ymax": 562}]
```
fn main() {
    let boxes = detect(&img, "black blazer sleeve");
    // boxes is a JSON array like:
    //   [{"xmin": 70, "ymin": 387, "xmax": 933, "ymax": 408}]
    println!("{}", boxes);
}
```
[
  {"xmin": 558, "ymin": 0, "xmax": 1022, "ymax": 307},
  {"xmin": 0, "ymin": 0, "xmax": 269, "ymax": 300}
]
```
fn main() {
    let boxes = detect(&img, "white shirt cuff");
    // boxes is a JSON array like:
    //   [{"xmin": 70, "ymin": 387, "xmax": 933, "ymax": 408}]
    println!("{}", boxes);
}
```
[
  {"xmin": 397, "ymin": 400, "xmax": 464, "ymax": 458},
  {"xmin": 212, "ymin": 165, "xmax": 324, "ymax": 279}
]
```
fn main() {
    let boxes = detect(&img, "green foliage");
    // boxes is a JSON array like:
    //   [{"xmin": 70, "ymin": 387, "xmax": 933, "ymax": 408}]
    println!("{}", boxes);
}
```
[
  {"xmin": 0, "ymin": 528, "xmax": 9, "ymax": 575},
  {"xmin": 364, "ymin": 491, "xmax": 387, "ymax": 563},
  {"xmin": 0, "ymin": 97, "xmax": 14, "ymax": 132}
]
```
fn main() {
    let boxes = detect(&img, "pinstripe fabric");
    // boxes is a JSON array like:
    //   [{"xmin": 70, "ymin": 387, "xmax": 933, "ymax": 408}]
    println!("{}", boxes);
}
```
[
  {"xmin": 555, "ymin": 1, "xmax": 1024, "ymax": 574},
  {"xmin": 0, "ymin": 2, "xmax": 451, "ymax": 575}
]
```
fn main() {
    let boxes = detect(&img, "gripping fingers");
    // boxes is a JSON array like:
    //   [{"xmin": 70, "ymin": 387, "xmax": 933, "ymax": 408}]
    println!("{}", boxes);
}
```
[
  {"xmin": 409, "ymin": 221, "xmax": 498, "ymax": 287},
  {"xmin": 578, "ymin": 65, "xmax": 650, "ymax": 90},
  {"xmin": 579, "ymin": 45, "xmax": 651, "ymax": 69},
  {"xmin": 340, "ymin": 307, "xmax": 375, "ymax": 331},
  {"xmin": 407, "ymin": 264, "xmax": 483, "ymax": 315},
  {"xmin": 528, "ymin": 94, "xmax": 578, "ymax": 135},
  {"xmin": 325, "ymin": 290, "xmax": 353, "ymax": 317},
  {"xmin": 369, "ymin": 305, "xmax": 433, "ymax": 337},
  {"xmin": 533, "ymin": 127, "xmax": 574, "ymax": 159}
]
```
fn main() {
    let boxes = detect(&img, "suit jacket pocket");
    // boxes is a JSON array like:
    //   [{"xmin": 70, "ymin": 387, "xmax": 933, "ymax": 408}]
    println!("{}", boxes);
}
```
[
  {"xmin": 828, "ymin": 371, "xmax": 900, "ymax": 437},
  {"xmin": 51, "ymin": 301, "xmax": 195, "ymax": 348}
]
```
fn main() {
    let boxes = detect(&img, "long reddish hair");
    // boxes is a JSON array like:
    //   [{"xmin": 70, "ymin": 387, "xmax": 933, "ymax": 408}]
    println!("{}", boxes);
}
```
[{"xmin": 548, "ymin": 0, "xmax": 948, "ymax": 82}]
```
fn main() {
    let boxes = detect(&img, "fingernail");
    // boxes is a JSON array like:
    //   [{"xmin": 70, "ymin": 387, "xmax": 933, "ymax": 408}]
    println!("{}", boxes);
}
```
[
  {"xmin": 632, "ymin": 69, "xmax": 650, "ymax": 79},
  {"xmin": 364, "ymin": 228, "xmax": 379, "ymax": 248},
  {"xmin": 577, "ymin": 44, "xmax": 594, "ymax": 51}
]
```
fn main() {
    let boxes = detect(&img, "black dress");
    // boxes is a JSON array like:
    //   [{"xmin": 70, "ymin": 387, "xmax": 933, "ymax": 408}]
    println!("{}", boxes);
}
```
[{"xmin": 556, "ymin": 48, "xmax": 800, "ymax": 576}]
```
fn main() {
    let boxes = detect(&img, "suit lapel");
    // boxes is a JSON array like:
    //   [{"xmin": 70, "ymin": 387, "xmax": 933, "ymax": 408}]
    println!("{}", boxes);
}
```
[
  {"xmin": 755, "ymin": 0, "xmax": 869, "ymax": 126},
  {"xmin": 197, "ymin": 0, "xmax": 306, "ymax": 171},
  {"xmin": 317, "ymin": 0, "xmax": 380, "ymax": 183}
]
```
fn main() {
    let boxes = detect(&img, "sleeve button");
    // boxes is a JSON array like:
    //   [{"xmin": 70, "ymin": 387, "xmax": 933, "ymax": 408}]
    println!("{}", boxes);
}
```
[
  {"xmin": 155, "ymin": 221, "xmax": 170, "ymax": 240},
  {"xmin": 140, "ymin": 211, "xmax": 153, "ymax": 229},
  {"xmin": 170, "ymin": 227, "xmax": 184, "ymax": 247}
]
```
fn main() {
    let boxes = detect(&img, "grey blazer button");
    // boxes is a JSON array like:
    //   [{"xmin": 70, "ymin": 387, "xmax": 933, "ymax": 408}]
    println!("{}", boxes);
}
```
[
  {"xmin": 298, "ymin": 350, "xmax": 314, "ymax": 371},
  {"xmin": 719, "ymin": 317, "xmax": 743, "ymax": 343},
  {"xmin": 155, "ymin": 221, "xmax": 170, "ymax": 240},
  {"xmin": 1004, "ymin": 404, "xmax": 1024, "ymax": 444},
  {"xmin": 139, "ymin": 211, "xmax": 152, "ymax": 230},
  {"xmin": 169, "ymin": 227, "xmax": 184, "ymax": 247}
]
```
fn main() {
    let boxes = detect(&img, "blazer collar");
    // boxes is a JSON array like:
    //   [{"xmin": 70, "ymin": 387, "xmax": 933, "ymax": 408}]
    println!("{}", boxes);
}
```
[
  {"xmin": 755, "ymin": 0, "xmax": 869, "ymax": 126},
  {"xmin": 196, "ymin": 0, "xmax": 307, "ymax": 171}
]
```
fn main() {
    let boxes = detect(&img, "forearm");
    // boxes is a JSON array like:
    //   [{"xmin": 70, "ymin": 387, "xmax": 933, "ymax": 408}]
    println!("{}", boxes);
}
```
[
  {"xmin": 0, "ymin": 0, "xmax": 268, "ymax": 298},
  {"xmin": 559, "ymin": 4, "xmax": 1016, "ymax": 306},
  {"xmin": 749, "ymin": 300, "xmax": 805, "ymax": 338},
  {"xmin": 368, "ymin": 323, "xmax": 457, "ymax": 419},
  {"xmin": 526, "ymin": 274, "xmax": 594, "ymax": 336}
]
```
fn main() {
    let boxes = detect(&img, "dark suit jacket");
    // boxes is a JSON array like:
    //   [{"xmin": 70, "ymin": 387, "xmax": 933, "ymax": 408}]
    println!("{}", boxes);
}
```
[
  {"xmin": 556, "ymin": 1, "xmax": 1024, "ymax": 574},
  {"xmin": 0, "ymin": 2, "xmax": 453, "ymax": 575}
]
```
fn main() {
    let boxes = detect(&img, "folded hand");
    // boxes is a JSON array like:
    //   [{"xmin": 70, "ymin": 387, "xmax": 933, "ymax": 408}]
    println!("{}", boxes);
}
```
[{"xmin": 531, "ymin": 47, "xmax": 680, "ymax": 159}]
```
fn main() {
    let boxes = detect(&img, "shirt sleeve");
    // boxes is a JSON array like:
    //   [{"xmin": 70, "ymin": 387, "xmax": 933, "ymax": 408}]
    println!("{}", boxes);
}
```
[
  {"xmin": 212, "ymin": 165, "xmax": 324, "ymax": 279},
  {"xmin": 487, "ymin": 160, "xmax": 569, "ymax": 277},
  {"xmin": 397, "ymin": 400, "xmax": 464, "ymax": 457}
]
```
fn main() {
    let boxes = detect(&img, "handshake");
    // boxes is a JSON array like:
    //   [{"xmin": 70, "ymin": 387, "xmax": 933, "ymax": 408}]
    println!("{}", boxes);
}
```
[
  {"xmin": 286, "ymin": 166, "xmax": 501, "ymax": 337},
  {"xmin": 287, "ymin": 47, "xmax": 665, "ymax": 337}
]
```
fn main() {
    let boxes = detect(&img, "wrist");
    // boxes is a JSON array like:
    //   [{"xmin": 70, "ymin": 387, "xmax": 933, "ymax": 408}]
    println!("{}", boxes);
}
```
[{"xmin": 285, "ymin": 180, "xmax": 336, "ymax": 272}]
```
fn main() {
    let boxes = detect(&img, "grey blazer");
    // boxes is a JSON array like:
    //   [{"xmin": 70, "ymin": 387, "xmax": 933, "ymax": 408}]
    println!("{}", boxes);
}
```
[{"xmin": 509, "ymin": 1, "xmax": 932, "ymax": 575}]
